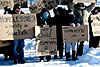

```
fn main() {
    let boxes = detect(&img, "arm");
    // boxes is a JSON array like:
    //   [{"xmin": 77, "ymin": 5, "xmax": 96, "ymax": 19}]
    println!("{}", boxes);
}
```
[
  {"xmin": 67, "ymin": 0, "xmax": 74, "ymax": 12},
  {"xmin": 86, "ymin": 2, "xmax": 96, "ymax": 12}
]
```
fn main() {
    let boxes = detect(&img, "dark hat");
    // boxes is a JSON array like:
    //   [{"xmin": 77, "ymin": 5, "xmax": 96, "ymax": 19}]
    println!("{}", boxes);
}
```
[
  {"xmin": 13, "ymin": 4, "xmax": 21, "ymax": 10},
  {"xmin": 4, "ymin": 6, "xmax": 10, "ymax": 10},
  {"xmin": 41, "ymin": 8, "xmax": 49, "ymax": 14}
]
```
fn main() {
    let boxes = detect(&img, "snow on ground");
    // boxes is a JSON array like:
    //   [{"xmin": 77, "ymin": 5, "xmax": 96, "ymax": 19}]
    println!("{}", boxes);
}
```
[{"xmin": 0, "ymin": 39, "xmax": 100, "ymax": 67}]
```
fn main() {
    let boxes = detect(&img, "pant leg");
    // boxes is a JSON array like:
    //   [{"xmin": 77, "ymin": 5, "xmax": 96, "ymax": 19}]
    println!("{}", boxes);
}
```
[
  {"xmin": 72, "ymin": 43, "xmax": 76, "ymax": 51},
  {"xmin": 13, "ymin": 40, "xmax": 19, "ymax": 60},
  {"xmin": 18, "ymin": 39, "xmax": 25, "ymax": 61},
  {"xmin": 65, "ymin": 43, "xmax": 71, "ymax": 53},
  {"xmin": 46, "ymin": 55, "xmax": 51, "ymax": 61}
]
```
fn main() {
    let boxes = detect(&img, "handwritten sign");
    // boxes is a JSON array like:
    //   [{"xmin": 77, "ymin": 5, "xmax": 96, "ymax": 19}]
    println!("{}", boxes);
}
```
[
  {"xmin": 36, "ymin": 39, "xmax": 57, "ymax": 56},
  {"xmin": 42, "ymin": 0, "xmax": 57, "ymax": 10},
  {"xmin": 35, "ymin": 26, "xmax": 57, "ymax": 56},
  {"xmin": 0, "ymin": 14, "xmax": 37, "ymax": 40},
  {"xmin": 14, "ymin": 0, "xmax": 27, "ymax": 8},
  {"xmin": 0, "ymin": 40, "xmax": 12, "ymax": 47},
  {"xmin": 62, "ymin": 25, "xmax": 88, "ymax": 43},
  {"xmin": 73, "ymin": 0, "xmax": 95, "ymax": 3},
  {"xmin": 0, "ymin": 0, "xmax": 14, "ymax": 8},
  {"xmin": 35, "ymin": 26, "xmax": 57, "ymax": 39},
  {"xmin": 29, "ymin": 0, "xmax": 45, "ymax": 13},
  {"xmin": 91, "ymin": 13, "xmax": 100, "ymax": 36}
]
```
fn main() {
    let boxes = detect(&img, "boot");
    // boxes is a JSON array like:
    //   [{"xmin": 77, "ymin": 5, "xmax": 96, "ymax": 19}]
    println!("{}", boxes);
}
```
[
  {"xmin": 72, "ymin": 50, "xmax": 77, "ymax": 61},
  {"xmin": 66, "ymin": 52, "xmax": 70, "ymax": 61}
]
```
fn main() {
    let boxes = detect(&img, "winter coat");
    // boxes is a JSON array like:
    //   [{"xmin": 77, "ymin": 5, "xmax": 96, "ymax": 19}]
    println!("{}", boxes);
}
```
[
  {"xmin": 68, "ymin": 0, "xmax": 96, "ymax": 25},
  {"xmin": 36, "ymin": 8, "xmax": 53, "ymax": 27}
]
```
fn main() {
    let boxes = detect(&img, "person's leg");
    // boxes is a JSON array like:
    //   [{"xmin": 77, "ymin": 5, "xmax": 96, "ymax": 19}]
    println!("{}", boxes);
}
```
[
  {"xmin": 18, "ymin": 39, "xmax": 25, "ymax": 63},
  {"xmin": 13, "ymin": 40, "xmax": 19, "ymax": 64},
  {"xmin": 65, "ymin": 43, "xmax": 70, "ymax": 61},
  {"xmin": 78, "ymin": 41, "xmax": 84, "ymax": 56},
  {"xmin": 40, "ymin": 56, "xmax": 44, "ymax": 62},
  {"xmin": 72, "ymin": 43, "xmax": 77, "ymax": 60},
  {"xmin": 46, "ymin": 55, "xmax": 51, "ymax": 61}
]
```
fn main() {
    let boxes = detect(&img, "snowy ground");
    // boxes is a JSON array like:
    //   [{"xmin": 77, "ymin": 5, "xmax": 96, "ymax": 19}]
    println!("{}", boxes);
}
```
[{"xmin": 0, "ymin": 39, "xmax": 100, "ymax": 67}]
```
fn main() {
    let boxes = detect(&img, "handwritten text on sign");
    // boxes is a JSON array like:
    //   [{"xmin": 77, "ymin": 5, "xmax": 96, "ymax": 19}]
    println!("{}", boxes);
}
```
[
  {"xmin": 91, "ymin": 13, "xmax": 100, "ymax": 36},
  {"xmin": 35, "ymin": 26, "xmax": 57, "ymax": 56},
  {"xmin": 0, "ymin": 14, "xmax": 37, "ymax": 40},
  {"xmin": 36, "ymin": 39, "xmax": 57, "ymax": 56},
  {"xmin": 35, "ymin": 26, "xmax": 57, "ymax": 39},
  {"xmin": 0, "ymin": 0, "xmax": 14, "ymax": 8},
  {"xmin": 62, "ymin": 25, "xmax": 88, "ymax": 43}
]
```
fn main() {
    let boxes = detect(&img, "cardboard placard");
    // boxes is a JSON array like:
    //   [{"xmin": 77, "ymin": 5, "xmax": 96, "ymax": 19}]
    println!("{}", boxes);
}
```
[
  {"xmin": 29, "ymin": 0, "xmax": 45, "ymax": 13},
  {"xmin": 0, "ymin": 0, "xmax": 14, "ymax": 8},
  {"xmin": 62, "ymin": 25, "xmax": 88, "ymax": 43},
  {"xmin": 0, "ymin": 14, "xmax": 37, "ymax": 40},
  {"xmin": 73, "ymin": 0, "xmax": 95, "ymax": 3},
  {"xmin": 35, "ymin": 26, "xmax": 57, "ymax": 56},
  {"xmin": 0, "ymin": 40, "xmax": 12, "ymax": 47},
  {"xmin": 14, "ymin": 0, "xmax": 27, "ymax": 8},
  {"xmin": 36, "ymin": 39, "xmax": 57, "ymax": 56},
  {"xmin": 42, "ymin": 0, "xmax": 57, "ymax": 10},
  {"xmin": 35, "ymin": 26, "xmax": 57, "ymax": 39},
  {"xmin": 91, "ymin": 13, "xmax": 100, "ymax": 36}
]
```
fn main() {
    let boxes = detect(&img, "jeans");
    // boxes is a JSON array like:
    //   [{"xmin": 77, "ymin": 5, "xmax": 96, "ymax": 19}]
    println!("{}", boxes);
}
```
[
  {"xmin": 13, "ymin": 39, "xmax": 25, "ymax": 61},
  {"xmin": 65, "ymin": 43, "xmax": 76, "ymax": 52}
]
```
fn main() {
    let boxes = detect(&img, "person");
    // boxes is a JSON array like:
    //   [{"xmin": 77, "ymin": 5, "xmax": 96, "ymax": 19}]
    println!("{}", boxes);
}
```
[
  {"xmin": 4, "ymin": 6, "xmax": 12, "ymax": 14},
  {"xmin": 11, "ymin": 4, "xmax": 25, "ymax": 64},
  {"xmin": 64, "ymin": 8, "xmax": 78, "ymax": 61},
  {"xmin": 68, "ymin": 0, "xmax": 96, "ymax": 56},
  {"xmin": 36, "ymin": 8, "xmax": 52, "ymax": 62},
  {"xmin": 53, "ymin": 7, "xmax": 65, "ymax": 59},
  {"xmin": 2, "ymin": 6, "xmax": 13, "ymax": 61},
  {"xmin": 89, "ymin": 7, "xmax": 100, "ymax": 48}
]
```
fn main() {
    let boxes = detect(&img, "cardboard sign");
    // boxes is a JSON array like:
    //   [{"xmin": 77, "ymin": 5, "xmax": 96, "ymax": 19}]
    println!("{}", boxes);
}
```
[
  {"xmin": 91, "ymin": 13, "xmax": 100, "ymax": 36},
  {"xmin": 35, "ymin": 26, "xmax": 57, "ymax": 39},
  {"xmin": 0, "ymin": 14, "xmax": 37, "ymax": 40},
  {"xmin": 0, "ymin": 0, "xmax": 14, "ymax": 8},
  {"xmin": 42, "ymin": 0, "xmax": 57, "ymax": 10},
  {"xmin": 73, "ymin": 0, "xmax": 95, "ymax": 3},
  {"xmin": 0, "ymin": 40, "xmax": 12, "ymax": 47},
  {"xmin": 36, "ymin": 39, "xmax": 57, "ymax": 56},
  {"xmin": 62, "ymin": 25, "xmax": 88, "ymax": 43},
  {"xmin": 35, "ymin": 26, "xmax": 57, "ymax": 56},
  {"xmin": 29, "ymin": 0, "xmax": 45, "ymax": 13},
  {"xmin": 14, "ymin": 0, "xmax": 27, "ymax": 8}
]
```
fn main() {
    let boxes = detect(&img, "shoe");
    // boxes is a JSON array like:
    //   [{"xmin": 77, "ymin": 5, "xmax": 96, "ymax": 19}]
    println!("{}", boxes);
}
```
[
  {"xmin": 14, "ymin": 59, "xmax": 18, "ymax": 64},
  {"xmin": 40, "ymin": 60, "xmax": 43, "ymax": 62},
  {"xmin": 18, "ymin": 60, "xmax": 26, "ymax": 64}
]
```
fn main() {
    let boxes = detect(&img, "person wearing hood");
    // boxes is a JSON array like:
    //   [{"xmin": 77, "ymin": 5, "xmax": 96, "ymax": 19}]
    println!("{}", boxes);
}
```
[
  {"xmin": 36, "ymin": 8, "xmax": 52, "ymax": 62},
  {"xmin": 68, "ymin": 0, "xmax": 96, "ymax": 56},
  {"xmin": 89, "ymin": 7, "xmax": 100, "ymax": 48}
]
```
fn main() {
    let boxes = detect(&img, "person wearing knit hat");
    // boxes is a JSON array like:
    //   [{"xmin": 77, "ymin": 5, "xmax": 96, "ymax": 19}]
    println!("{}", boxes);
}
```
[{"xmin": 11, "ymin": 4, "xmax": 25, "ymax": 64}]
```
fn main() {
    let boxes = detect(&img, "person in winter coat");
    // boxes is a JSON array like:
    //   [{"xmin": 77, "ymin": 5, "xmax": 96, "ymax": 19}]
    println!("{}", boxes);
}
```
[
  {"xmin": 64, "ymin": 8, "xmax": 78, "ymax": 61},
  {"xmin": 68, "ymin": 0, "xmax": 96, "ymax": 56},
  {"xmin": 11, "ymin": 4, "xmax": 25, "ymax": 64},
  {"xmin": 36, "ymin": 8, "xmax": 52, "ymax": 62},
  {"xmin": 89, "ymin": 7, "xmax": 100, "ymax": 48},
  {"xmin": 2, "ymin": 6, "xmax": 13, "ymax": 61},
  {"xmin": 53, "ymin": 7, "xmax": 66, "ymax": 59}
]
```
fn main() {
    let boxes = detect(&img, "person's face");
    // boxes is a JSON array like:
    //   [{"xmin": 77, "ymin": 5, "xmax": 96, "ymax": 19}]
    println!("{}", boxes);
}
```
[
  {"xmin": 78, "ymin": 3, "xmax": 85, "ymax": 10},
  {"xmin": 94, "ymin": 10, "xmax": 99, "ymax": 14},
  {"xmin": 16, "ymin": 8, "xmax": 21, "ymax": 12}
]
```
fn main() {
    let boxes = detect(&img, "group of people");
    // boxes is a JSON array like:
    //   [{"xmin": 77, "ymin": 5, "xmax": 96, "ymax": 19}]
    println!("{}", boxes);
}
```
[
  {"xmin": 36, "ymin": 0, "xmax": 99, "ymax": 62},
  {"xmin": 1, "ymin": 0, "xmax": 100, "ymax": 64}
]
